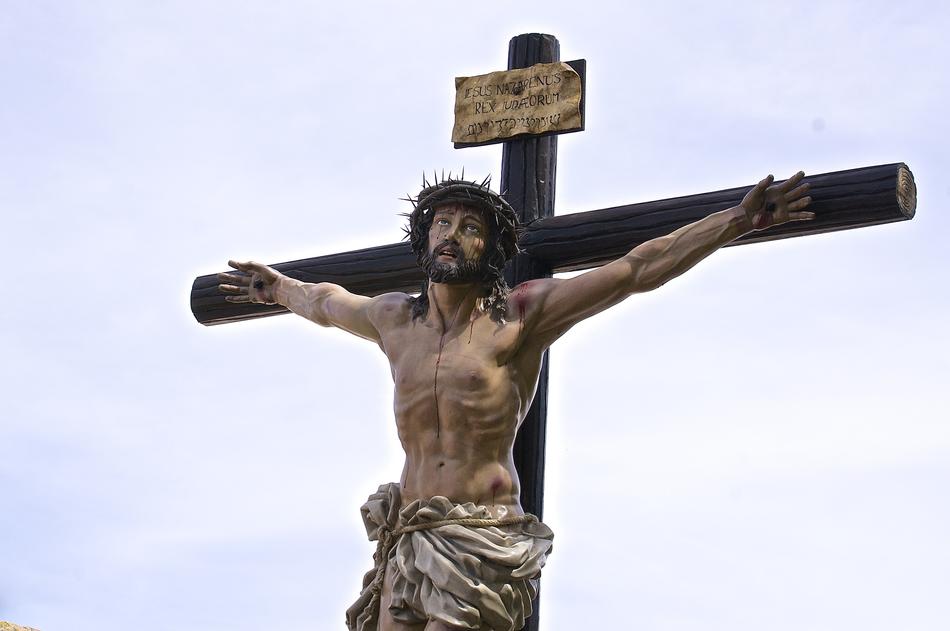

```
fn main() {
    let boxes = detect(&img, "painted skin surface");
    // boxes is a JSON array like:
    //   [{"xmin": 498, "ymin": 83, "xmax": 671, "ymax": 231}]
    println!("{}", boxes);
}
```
[
  {"xmin": 219, "ymin": 173, "xmax": 814, "ymax": 630},
  {"xmin": 382, "ymin": 203, "xmax": 538, "ymax": 518}
]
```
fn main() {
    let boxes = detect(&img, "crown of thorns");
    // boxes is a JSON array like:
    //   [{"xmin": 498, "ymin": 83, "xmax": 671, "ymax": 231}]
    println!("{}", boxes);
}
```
[{"xmin": 401, "ymin": 171, "xmax": 521, "ymax": 263}]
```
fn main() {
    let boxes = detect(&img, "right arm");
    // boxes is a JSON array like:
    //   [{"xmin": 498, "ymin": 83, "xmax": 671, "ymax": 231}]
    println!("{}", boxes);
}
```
[
  {"xmin": 509, "ymin": 172, "xmax": 813, "ymax": 347},
  {"xmin": 218, "ymin": 260, "xmax": 382, "ymax": 344}
]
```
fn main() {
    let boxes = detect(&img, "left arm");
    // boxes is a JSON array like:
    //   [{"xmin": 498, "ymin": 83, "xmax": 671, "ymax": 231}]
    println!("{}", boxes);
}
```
[{"xmin": 522, "ymin": 172, "xmax": 813, "ymax": 345}]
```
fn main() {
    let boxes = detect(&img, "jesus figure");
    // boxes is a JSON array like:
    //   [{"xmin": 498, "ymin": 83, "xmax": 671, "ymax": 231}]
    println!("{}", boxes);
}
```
[{"xmin": 217, "ymin": 171, "xmax": 813, "ymax": 631}]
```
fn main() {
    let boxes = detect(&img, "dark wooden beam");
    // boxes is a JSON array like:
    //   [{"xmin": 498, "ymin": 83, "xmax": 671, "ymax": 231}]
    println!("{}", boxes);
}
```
[
  {"xmin": 191, "ymin": 162, "xmax": 916, "ymax": 325},
  {"xmin": 530, "ymin": 161, "xmax": 917, "ymax": 272},
  {"xmin": 500, "ymin": 30, "xmax": 559, "ymax": 523},
  {"xmin": 191, "ymin": 162, "xmax": 915, "ymax": 324},
  {"xmin": 499, "ymin": 32, "xmax": 560, "ymax": 631}
]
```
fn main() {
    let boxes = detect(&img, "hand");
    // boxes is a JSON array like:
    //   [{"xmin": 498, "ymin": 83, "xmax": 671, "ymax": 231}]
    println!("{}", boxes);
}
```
[
  {"xmin": 740, "ymin": 171, "xmax": 815, "ymax": 231},
  {"xmin": 217, "ymin": 260, "xmax": 282, "ymax": 305}
]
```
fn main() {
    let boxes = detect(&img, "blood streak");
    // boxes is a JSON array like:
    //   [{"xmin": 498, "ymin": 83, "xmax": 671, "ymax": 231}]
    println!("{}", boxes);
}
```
[
  {"xmin": 433, "ymin": 339, "xmax": 445, "ymax": 437},
  {"xmin": 490, "ymin": 477, "xmax": 503, "ymax": 506},
  {"xmin": 432, "ymin": 288, "xmax": 473, "ymax": 438},
  {"xmin": 513, "ymin": 282, "xmax": 533, "ymax": 325},
  {"xmin": 467, "ymin": 319, "xmax": 475, "ymax": 344}
]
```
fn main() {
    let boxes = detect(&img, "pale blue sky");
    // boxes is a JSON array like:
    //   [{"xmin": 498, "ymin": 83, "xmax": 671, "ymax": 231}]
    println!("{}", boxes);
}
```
[{"xmin": 2, "ymin": 1, "xmax": 948, "ymax": 630}]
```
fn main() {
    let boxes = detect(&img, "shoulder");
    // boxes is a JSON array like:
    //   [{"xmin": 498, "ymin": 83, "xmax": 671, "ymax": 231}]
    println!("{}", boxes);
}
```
[
  {"xmin": 504, "ymin": 278, "xmax": 562, "ymax": 332},
  {"xmin": 366, "ymin": 291, "xmax": 413, "ymax": 325},
  {"xmin": 506, "ymin": 278, "xmax": 560, "ymax": 313},
  {"xmin": 505, "ymin": 277, "xmax": 580, "ymax": 348}
]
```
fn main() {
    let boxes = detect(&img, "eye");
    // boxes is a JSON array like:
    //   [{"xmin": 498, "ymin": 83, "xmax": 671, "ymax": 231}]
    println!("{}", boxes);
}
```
[
  {"xmin": 465, "ymin": 224, "xmax": 481, "ymax": 233},
  {"xmin": 436, "ymin": 218, "xmax": 450, "ymax": 226}
]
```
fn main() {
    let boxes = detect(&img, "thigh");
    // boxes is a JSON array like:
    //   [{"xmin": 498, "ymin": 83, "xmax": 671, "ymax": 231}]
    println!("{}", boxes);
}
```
[
  {"xmin": 379, "ymin": 560, "xmax": 426, "ymax": 631},
  {"xmin": 379, "ymin": 559, "xmax": 471, "ymax": 631}
]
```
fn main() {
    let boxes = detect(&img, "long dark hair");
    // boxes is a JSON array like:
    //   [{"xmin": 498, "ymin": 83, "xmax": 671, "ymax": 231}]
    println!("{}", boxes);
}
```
[{"xmin": 402, "ymin": 174, "xmax": 521, "ymax": 323}]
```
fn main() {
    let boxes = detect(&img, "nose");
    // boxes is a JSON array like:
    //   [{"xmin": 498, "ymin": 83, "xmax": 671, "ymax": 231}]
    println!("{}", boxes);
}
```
[{"xmin": 445, "ymin": 219, "xmax": 463, "ymax": 242}]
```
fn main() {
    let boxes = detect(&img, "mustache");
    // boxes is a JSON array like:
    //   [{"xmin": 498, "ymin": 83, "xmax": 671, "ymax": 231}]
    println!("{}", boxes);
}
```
[
  {"xmin": 432, "ymin": 240, "xmax": 462, "ymax": 257},
  {"xmin": 421, "ymin": 240, "xmax": 487, "ymax": 285}
]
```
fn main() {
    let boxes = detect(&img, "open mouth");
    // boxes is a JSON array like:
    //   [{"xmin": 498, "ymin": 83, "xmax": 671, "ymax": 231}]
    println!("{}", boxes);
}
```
[{"xmin": 436, "ymin": 247, "xmax": 458, "ymax": 260}]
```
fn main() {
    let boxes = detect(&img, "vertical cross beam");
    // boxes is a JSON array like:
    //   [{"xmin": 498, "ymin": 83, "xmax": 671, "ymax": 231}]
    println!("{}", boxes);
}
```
[{"xmin": 500, "ymin": 32, "xmax": 559, "ymax": 631}]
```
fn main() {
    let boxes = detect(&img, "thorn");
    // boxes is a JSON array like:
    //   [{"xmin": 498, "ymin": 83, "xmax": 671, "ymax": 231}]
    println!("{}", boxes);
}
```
[{"xmin": 461, "ymin": 166, "xmax": 465, "ymax": 181}]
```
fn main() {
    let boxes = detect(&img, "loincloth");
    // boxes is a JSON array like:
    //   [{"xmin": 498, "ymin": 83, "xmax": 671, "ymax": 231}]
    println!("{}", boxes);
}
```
[{"xmin": 345, "ymin": 482, "xmax": 554, "ymax": 631}]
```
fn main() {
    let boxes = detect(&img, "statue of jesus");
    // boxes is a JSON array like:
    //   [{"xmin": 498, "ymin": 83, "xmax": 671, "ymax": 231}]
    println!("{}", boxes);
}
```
[{"xmin": 218, "ymin": 171, "xmax": 813, "ymax": 631}]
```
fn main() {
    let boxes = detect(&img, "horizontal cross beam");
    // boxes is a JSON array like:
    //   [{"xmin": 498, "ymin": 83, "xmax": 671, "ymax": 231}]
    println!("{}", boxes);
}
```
[{"xmin": 191, "ymin": 162, "xmax": 916, "ymax": 326}]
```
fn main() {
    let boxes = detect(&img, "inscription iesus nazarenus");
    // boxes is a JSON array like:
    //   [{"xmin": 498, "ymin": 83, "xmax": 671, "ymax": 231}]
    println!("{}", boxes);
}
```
[{"xmin": 453, "ymin": 61, "xmax": 582, "ymax": 144}]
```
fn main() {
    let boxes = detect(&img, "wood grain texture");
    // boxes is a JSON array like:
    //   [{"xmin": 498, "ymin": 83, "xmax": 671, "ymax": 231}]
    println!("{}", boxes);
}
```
[
  {"xmin": 191, "ymin": 162, "xmax": 914, "ymax": 325},
  {"xmin": 525, "ymin": 161, "xmax": 916, "ymax": 272},
  {"xmin": 498, "ymin": 31, "xmax": 560, "ymax": 631}
]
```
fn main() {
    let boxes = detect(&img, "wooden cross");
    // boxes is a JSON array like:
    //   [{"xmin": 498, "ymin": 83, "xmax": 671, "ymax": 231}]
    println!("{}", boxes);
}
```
[{"xmin": 190, "ymin": 33, "xmax": 916, "ymax": 630}]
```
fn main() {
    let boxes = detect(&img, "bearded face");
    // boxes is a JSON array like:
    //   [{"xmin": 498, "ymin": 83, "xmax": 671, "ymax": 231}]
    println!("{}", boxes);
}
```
[
  {"xmin": 420, "ymin": 240, "xmax": 486, "ymax": 284},
  {"xmin": 421, "ymin": 203, "xmax": 490, "ymax": 284},
  {"xmin": 405, "ymin": 183, "xmax": 518, "ymax": 323}
]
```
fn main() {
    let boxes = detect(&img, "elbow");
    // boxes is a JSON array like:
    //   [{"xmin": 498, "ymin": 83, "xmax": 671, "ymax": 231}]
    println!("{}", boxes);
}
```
[
  {"xmin": 308, "ymin": 302, "xmax": 334, "ymax": 327},
  {"xmin": 628, "ymin": 275, "xmax": 666, "ymax": 295},
  {"xmin": 310, "ymin": 313, "xmax": 333, "ymax": 327},
  {"xmin": 302, "ymin": 284, "xmax": 336, "ymax": 326},
  {"xmin": 622, "ymin": 251, "xmax": 668, "ymax": 294}
]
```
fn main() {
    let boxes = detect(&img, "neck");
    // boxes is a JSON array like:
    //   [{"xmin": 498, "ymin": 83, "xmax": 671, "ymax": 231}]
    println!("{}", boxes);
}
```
[{"xmin": 427, "ymin": 280, "xmax": 481, "ymax": 329}]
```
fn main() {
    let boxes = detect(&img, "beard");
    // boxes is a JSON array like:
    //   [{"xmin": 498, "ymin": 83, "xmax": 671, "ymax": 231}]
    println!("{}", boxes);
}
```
[{"xmin": 421, "ymin": 240, "xmax": 487, "ymax": 284}]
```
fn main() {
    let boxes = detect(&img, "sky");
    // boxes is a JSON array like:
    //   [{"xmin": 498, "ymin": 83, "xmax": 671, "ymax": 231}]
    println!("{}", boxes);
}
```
[{"xmin": 1, "ymin": 1, "xmax": 948, "ymax": 630}]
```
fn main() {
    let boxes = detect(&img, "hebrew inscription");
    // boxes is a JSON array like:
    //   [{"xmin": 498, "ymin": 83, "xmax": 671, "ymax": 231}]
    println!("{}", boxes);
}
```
[{"xmin": 452, "ymin": 61, "xmax": 583, "ymax": 145}]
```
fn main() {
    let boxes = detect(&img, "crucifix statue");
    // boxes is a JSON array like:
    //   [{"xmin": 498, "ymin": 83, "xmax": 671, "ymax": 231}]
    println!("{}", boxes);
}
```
[{"xmin": 192, "ymin": 33, "xmax": 915, "ymax": 631}]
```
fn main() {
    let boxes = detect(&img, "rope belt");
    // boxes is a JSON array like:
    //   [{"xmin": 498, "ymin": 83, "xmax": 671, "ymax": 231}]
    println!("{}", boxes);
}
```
[{"xmin": 361, "ymin": 514, "xmax": 538, "ymax": 624}]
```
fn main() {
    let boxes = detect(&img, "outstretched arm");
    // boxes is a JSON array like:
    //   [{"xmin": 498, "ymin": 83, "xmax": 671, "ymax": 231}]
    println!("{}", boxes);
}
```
[
  {"xmin": 217, "ymin": 260, "xmax": 382, "ymax": 343},
  {"xmin": 523, "ymin": 172, "xmax": 814, "ymax": 345}
]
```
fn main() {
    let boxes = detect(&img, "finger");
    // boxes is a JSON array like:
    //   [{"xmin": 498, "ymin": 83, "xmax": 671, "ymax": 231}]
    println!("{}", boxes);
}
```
[
  {"xmin": 752, "ymin": 174, "xmax": 774, "ymax": 196},
  {"xmin": 217, "ymin": 272, "xmax": 250, "ymax": 286},
  {"xmin": 778, "ymin": 171, "xmax": 805, "ymax": 192},
  {"xmin": 225, "ymin": 295, "xmax": 252, "ymax": 303},
  {"xmin": 785, "ymin": 182, "xmax": 810, "ymax": 200},
  {"xmin": 787, "ymin": 196, "xmax": 813, "ymax": 212},
  {"xmin": 228, "ymin": 259, "xmax": 260, "ymax": 272},
  {"xmin": 228, "ymin": 259, "xmax": 277, "ymax": 282},
  {"xmin": 218, "ymin": 284, "xmax": 247, "ymax": 295},
  {"xmin": 788, "ymin": 211, "xmax": 816, "ymax": 221}
]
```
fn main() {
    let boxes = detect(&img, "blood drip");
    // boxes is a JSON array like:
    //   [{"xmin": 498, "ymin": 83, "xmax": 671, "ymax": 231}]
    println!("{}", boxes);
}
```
[
  {"xmin": 490, "ymin": 477, "xmax": 503, "ymax": 506},
  {"xmin": 431, "ymin": 287, "xmax": 475, "ymax": 438},
  {"xmin": 433, "ymin": 341, "xmax": 445, "ymax": 437},
  {"xmin": 513, "ymin": 282, "xmax": 533, "ymax": 326}
]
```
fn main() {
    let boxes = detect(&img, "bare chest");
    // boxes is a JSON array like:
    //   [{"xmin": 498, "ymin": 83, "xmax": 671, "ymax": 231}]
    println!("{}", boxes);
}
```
[
  {"xmin": 384, "ymin": 316, "xmax": 520, "ymax": 393},
  {"xmin": 380, "ymin": 314, "xmax": 541, "ymax": 440}
]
